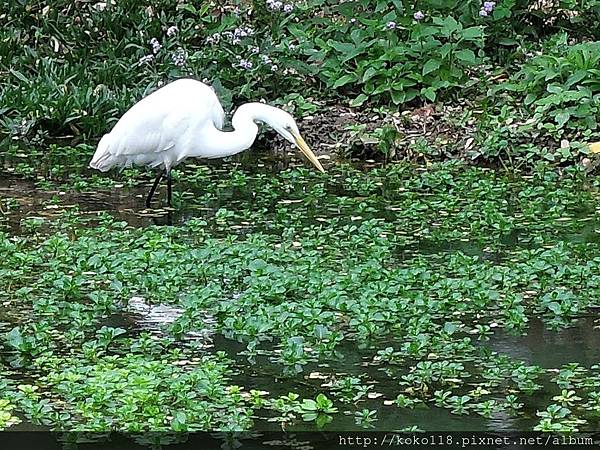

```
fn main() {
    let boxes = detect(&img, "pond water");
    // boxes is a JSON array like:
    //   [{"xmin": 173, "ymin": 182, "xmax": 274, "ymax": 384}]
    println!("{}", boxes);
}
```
[{"xmin": 1, "ymin": 154, "xmax": 600, "ymax": 442}]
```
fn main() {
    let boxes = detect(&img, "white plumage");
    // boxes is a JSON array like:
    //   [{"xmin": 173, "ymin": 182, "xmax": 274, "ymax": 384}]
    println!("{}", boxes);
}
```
[{"xmin": 90, "ymin": 78, "xmax": 324, "ymax": 207}]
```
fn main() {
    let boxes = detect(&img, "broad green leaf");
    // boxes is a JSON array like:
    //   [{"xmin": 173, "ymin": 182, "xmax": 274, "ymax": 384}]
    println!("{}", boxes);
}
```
[
  {"xmin": 455, "ymin": 49, "xmax": 478, "ymax": 65},
  {"xmin": 546, "ymin": 84, "xmax": 563, "ymax": 94},
  {"xmin": 498, "ymin": 37, "xmax": 518, "ymax": 46},
  {"xmin": 333, "ymin": 74, "xmax": 356, "ymax": 88},
  {"xmin": 362, "ymin": 67, "xmax": 378, "ymax": 82},
  {"xmin": 422, "ymin": 87, "xmax": 437, "ymax": 102},
  {"xmin": 422, "ymin": 59, "xmax": 441, "ymax": 76},
  {"xmin": 555, "ymin": 112, "xmax": 570, "ymax": 128},
  {"xmin": 6, "ymin": 328, "xmax": 23, "ymax": 349},
  {"xmin": 565, "ymin": 70, "xmax": 588, "ymax": 88},
  {"xmin": 524, "ymin": 93, "xmax": 537, "ymax": 105},
  {"xmin": 462, "ymin": 27, "xmax": 483, "ymax": 40},
  {"xmin": 443, "ymin": 322, "xmax": 458, "ymax": 335},
  {"xmin": 350, "ymin": 94, "xmax": 368, "ymax": 107},
  {"xmin": 391, "ymin": 89, "xmax": 406, "ymax": 105}
]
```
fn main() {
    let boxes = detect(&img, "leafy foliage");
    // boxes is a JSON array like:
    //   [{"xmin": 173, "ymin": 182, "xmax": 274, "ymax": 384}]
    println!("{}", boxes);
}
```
[
  {"xmin": 1, "ymin": 0, "xmax": 598, "ymax": 168},
  {"xmin": 1, "ymin": 163, "xmax": 600, "ymax": 431},
  {"xmin": 497, "ymin": 35, "xmax": 600, "ymax": 133}
]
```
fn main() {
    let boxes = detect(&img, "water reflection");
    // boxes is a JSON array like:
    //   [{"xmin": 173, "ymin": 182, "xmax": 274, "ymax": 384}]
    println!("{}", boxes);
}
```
[{"xmin": 487, "ymin": 317, "xmax": 600, "ymax": 368}]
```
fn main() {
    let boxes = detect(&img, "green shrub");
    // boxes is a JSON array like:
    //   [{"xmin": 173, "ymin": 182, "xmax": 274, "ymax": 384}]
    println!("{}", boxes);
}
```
[
  {"xmin": 0, "ymin": 0, "xmax": 598, "ymax": 149},
  {"xmin": 296, "ymin": 11, "xmax": 485, "ymax": 105},
  {"xmin": 495, "ymin": 35, "xmax": 600, "ymax": 134}
]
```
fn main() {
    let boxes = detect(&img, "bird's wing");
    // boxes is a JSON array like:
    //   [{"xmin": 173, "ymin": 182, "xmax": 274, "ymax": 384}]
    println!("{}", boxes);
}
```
[
  {"xmin": 96, "ymin": 79, "xmax": 226, "ymax": 160},
  {"xmin": 106, "ymin": 104, "xmax": 181, "ymax": 157}
]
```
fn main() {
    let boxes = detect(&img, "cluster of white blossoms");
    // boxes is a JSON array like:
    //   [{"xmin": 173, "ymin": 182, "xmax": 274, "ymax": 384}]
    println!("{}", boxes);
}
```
[
  {"xmin": 206, "ymin": 26, "xmax": 255, "ymax": 45},
  {"xmin": 267, "ymin": 0, "xmax": 294, "ymax": 13},
  {"xmin": 138, "ymin": 25, "xmax": 186, "ymax": 67}
]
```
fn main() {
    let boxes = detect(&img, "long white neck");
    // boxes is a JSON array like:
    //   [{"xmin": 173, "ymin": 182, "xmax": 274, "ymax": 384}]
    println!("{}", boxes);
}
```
[{"xmin": 192, "ymin": 103, "xmax": 280, "ymax": 159}]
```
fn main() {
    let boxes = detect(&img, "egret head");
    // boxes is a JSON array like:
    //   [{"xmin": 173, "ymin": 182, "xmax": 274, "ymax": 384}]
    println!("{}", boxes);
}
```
[{"xmin": 265, "ymin": 108, "xmax": 325, "ymax": 173}]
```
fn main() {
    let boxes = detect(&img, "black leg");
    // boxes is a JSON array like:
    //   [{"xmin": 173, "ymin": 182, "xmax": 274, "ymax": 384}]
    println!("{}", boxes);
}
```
[
  {"xmin": 166, "ymin": 169, "xmax": 172, "ymax": 208},
  {"xmin": 146, "ymin": 170, "xmax": 164, "ymax": 208}
]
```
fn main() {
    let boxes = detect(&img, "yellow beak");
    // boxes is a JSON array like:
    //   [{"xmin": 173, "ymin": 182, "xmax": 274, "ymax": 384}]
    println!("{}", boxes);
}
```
[{"xmin": 294, "ymin": 134, "xmax": 325, "ymax": 173}]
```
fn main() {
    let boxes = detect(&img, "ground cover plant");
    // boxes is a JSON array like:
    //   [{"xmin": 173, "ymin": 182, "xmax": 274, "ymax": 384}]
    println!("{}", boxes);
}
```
[
  {"xmin": 1, "ymin": 0, "xmax": 600, "ymax": 445},
  {"xmin": 2, "ymin": 161, "xmax": 600, "ymax": 436}
]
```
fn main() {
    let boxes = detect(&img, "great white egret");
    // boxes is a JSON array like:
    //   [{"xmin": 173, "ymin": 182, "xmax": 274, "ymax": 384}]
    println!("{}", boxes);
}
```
[{"xmin": 89, "ymin": 78, "xmax": 325, "ymax": 207}]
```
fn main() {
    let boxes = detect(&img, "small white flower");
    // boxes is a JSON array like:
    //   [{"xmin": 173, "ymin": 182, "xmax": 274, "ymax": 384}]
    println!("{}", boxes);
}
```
[
  {"xmin": 239, "ymin": 59, "xmax": 253, "ymax": 69},
  {"xmin": 149, "ymin": 37, "xmax": 161, "ymax": 54},
  {"xmin": 283, "ymin": 4, "xmax": 293, "ymax": 13},
  {"xmin": 166, "ymin": 26, "xmax": 178, "ymax": 37},
  {"xmin": 138, "ymin": 54, "xmax": 154, "ymax": 65},
  {"xmin": 171, "ymin": 48, "xmax": 187, "ymax": 67},
  {"xmin": 267, "ymin": 0, "xmax": 283, "ymax": 10},
  {"xmin": 206, "ymin": 33, "xmax": 220, "ymax": 44}
]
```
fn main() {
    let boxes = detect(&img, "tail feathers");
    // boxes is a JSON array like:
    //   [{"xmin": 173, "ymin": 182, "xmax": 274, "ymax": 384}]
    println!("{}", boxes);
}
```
[{"xmin": 89, "ymin": 134, "xmax": 115, "ymax": 172}]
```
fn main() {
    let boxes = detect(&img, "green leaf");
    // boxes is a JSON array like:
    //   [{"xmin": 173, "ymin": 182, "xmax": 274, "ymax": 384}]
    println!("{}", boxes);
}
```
[
  {"xmin": 315, "ymin": 414, "xmax": 333, "ymax": 428},
  {"xmin": 555, "ymin": 111, "xmax": 570, "ymax": 128},
  {"xmin": 314, "ymin": 325, "xmax": 330, "ymax": 339},
  {"xmin": 382, "ymin": 11, "xmax": 396, "ymax": 22},
  {"xmin": 546, "ymin": 84, "xmax": 563, "ymax": 94},
  {"xmin": 498, "ymin": 38, "xmax": 518, "ymax": 46},
  {"xmin": 301, "ymin": 400, "xmax": 318, "ymax": 411},
  {"xmin": 443, "ymin": 322, "xmax": 458, "ymax": 335},
  {"xmin": 433, "ymin": 16, "xmax": 459, "ymax": 33},
  {"xmin": 462, "ymin": 27, "xmax": 483, "ymax": 40},
  {"xmin": 422, "ymin": 59, "xmax": 441, "ymax": 76},
  {"xmin": 422, "ymin": 87, "xmax": 437, "ymax": 102},
  {"xmin": 328, "ymin": 41, "xmax": 355, "ymax": 54},
  {"xmin": 362, "ymin": 67, "xmax": 378, "ymax": 82},
  {"xmin": 248, "ymin": 259, "xmax": 267, "ymax": 271},
  {"xmin": 171, "ymin": 411, "xmax": 187, "ymax": 431},
  {"xmin": 391, "ymin": 90, "xmax": 406, "ymax": 105},
  {"xmin": 6, "ymin": 328, "xmax": 23, "ymax": 349},
  {"xmin": 454, "ymin": 49, "xmax": 478, "ymax": 65},
  {"xmin": 524, "ymin": 93, "xmax": 537, "ymax": 105},
  {"xmin": 547, "ymin": 302, "xmax": 562, "ymax": 315},
  {"xmin": 328, "ymin": 40, "xmax": 364, "ymax": 62},
  {"xmin": 10, "ymin": 70, "xmax": 28, "ymax": 83},
  {"xmin": 493, "ymin": 7, "xmax": 511, "ymax": 19},
  {"xmin": 333, "ymin": 74, "xmax": 356, "ymax": 88},
  {"xmin": 565, "ymin": 70, "xmax": 588, "ymax": 88},
  {"xmin": 315, "ymin": 393, "xmax": 331, "ymax": 406},
  {"xmin": 350, "ymin": 94, "xmax": 368, "ymax": 107}
]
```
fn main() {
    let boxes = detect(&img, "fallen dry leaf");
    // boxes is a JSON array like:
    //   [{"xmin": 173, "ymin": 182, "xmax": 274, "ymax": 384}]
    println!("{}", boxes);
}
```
[{"xmin": 589, "ymin": 142, "xmax": 600, "ymax": 153}]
